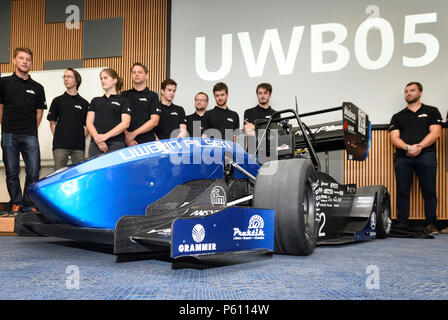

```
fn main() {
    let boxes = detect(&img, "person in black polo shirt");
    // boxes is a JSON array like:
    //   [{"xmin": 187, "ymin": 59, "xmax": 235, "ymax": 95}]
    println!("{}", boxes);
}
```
[
  {"xmin": 243, "ymin": 83, "xmax": 276, "ymax": 136},
  {"xmin": 122, "ymin": 63, "xmax": 161, "ymax": 146},
  {"xmin": 0, "ymin": 47, "xmax": 47, "ymax": 214},
  {"xmin": 86, "ymin": 68, "xmax": 131, "ymax": 158},
  {"xmin": 154, "ymin": 79, "xmax": 187, "ymax": 140},
  {"xmin": 47, "ymin": 68, "xmax": 89, "ymax": 171},
  {"xmin": 186, "ymin": 92, "xmax": 209, "ymax": 137},
  {"xmin": 389, "ymin": 82, "xmax": 443, "ymax": 235},
  {"xmin": 202, "ymin": 82, "xmax": 240, "ymax": 141}
]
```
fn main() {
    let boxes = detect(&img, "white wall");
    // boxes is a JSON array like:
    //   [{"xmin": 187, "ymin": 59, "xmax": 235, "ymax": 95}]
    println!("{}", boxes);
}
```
[{"xmin": 171, "ymin": 0, "xmax": 448, "ymax": 125}]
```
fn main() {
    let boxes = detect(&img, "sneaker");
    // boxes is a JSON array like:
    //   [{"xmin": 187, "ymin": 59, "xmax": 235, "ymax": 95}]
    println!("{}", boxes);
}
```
[
  {"xmin": 9, "ymin": 204, "xmax": 22, "ymax": 216},
  {"xmin": 441, "ymin": 227, "xmax": 448, "ymax": 234},
  {"xmin": 426, "ymin": 224, "xmax": 440, "ymax": 235}
]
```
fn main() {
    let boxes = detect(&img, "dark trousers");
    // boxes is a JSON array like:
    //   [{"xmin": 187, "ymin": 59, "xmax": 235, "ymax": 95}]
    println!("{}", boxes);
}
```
[
  {"xmin": 1, "ymin": 133, "xmax": 41, "ymax": 209},
  {"xmin": 394, "ymin": 152, "xmax": 437, "ymax": 225}
]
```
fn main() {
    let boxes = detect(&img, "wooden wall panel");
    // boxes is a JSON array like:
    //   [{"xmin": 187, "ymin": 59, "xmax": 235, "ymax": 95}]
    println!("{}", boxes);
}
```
[
  {"xmin": 83, "ymin": 0, "xmax": 168, "ymax": 92},
  {"xmin": 344, "ymin": 129, "xmax": 448, "ymax": 221},
  {"xmin": 0, "ymin": 0, "xmax": 168, "ymax": 93},
  {"xmin": 1, "ymin": 0, "xmax": 84, "ymax": 73}
]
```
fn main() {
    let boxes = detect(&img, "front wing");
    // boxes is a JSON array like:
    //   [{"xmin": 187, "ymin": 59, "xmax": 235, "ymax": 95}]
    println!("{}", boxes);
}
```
[{"xmin": 117, "ymin": 206, "xmax": 275, "ymax": 259}]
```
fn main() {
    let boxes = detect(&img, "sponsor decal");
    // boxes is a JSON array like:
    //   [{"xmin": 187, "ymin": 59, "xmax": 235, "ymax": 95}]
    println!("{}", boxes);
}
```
[
  {"xmin": 356, "ymin": 196, "xmax": 374, "ymax": 208},
  {"xmin": 26, "ymin": 89, "xmax": 36, "ymax": 95},
  {"xmin": 344, "ymin": 106, "xmax": 357, "ymax": 122},
  {"xmin": 233, "ymin": 215, "xmax": 265, "ymax": 240},
  {"xmin": 178, "ymin": 224, "xmax": 217, "ymax": 254},
  {"xmin": 358, "ymin": 109, "xmax": 367, "ymax": 135},
  {"xmin": 190, "ymin": 209, "xmax": 220, "ymax": 217},
  {"xmin": 118, "ymin": 139, "xmax": 232, "ymax": 160},
  {"xmin": 277, "ymin": 144, "xmax": 290, "ymax": 151},
  {"xmin": 370, "ymin": 212, "xmax": 377, "ymax": 230},
  {"xmin": 330, "ymin": 183, "xmax": 338, "ymax": 189},
  {"xmin": 295, "ymin": 124, "xmax": 343, "ymax": 135},
  {"xmin": 347, "ymin": 123, "xmax": 355, "ymax": 134},
  {"xmin": 146, "ymin": 228, "xmax": 171, "ymax": 236},
  {"xmin": 192, "ymin": 224, "xmax": 205, "ymax": 243},
  {"xmin": 210, "ymin": 186, "xmax": 226, "ymax": 206}
]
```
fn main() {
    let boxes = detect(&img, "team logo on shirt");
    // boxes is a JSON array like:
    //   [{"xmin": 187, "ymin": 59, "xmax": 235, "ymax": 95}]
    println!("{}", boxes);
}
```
[
  {"xmin": 139, "ymin": 98, "xmax": 148, "ymax": 102},
  {"xmin": 418, "ymin": 114, "xmax": 428, "ymax": 118},
  {"xmin": 156, "ymin": 108, "xmax": 162, "ymax": 112},
  {"xmin": 74, "ymin": 105, "xmax": 82, "ymax": 110},
  {"xmin": 111, "ymin": 101, "xmax": 121, "ymax": 106},
  {"xmin": 265, "ymin": 115, "xmax": 272, "ymax": 119},
  {"xmin": 227, "ymin": 118, "xmax": 234, "ymax": 122},
  {"xmin": 171, "ymin": 112, "xmax": 179, "ymax": 116},
  {"xmin": 26, "ymin": 89, "xmax": 36, "ymax": 95}
]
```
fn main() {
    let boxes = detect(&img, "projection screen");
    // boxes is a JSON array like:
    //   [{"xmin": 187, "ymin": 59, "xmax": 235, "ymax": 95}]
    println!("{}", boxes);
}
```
[{"xmin": 170, "ymin": 0, "xmax": 448, "ymax": 125}]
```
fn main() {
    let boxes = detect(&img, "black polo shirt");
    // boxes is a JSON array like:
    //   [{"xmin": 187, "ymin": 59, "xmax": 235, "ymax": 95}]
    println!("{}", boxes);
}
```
[
  {"xmin": 121, "ymin": 88, "xmax": 161, "ymax": 143},
  {"xmin": 155, "ymin": 102, "xmax": 187, "ymax": 140},
  {"xmin": 202, "ymin": 106, "xmax": 240, "ymax": 140},
  {"xmin": 47, "ymin": 92, "xmax": 89, "ymax": 150},
  {"xmin": 186, "ymin": 112, "xmax": 205, "ymax": 137},
  {"xmin": 244, "ymin": 105, "xmax": 276, "ymax": 125},
  {"xmin": 88, "ymin": 94, "xmax": 132, "ymax": 143},
  {"xmin": 0, "ymin": 73, "xmax": 47, "ymax": 136},
  {"xmin": 389, "ymin": 104, "xmax": 442, "ymax": 156}
]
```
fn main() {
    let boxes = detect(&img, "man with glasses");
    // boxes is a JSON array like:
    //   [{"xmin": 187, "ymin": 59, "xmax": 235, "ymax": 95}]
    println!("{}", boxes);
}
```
[
  {"xmin": 186, "ymin": 92, "xmax": 209, "ymax": 137},
  {"xmin": 47, "ymin": 68, "xmax": 89, "ymax": 171}
]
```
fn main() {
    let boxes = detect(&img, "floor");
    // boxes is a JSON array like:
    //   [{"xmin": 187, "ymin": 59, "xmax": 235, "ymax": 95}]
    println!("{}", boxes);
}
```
[{"xmin": 1, "ymin": 234, "xmax": 447, "ymax": 300}]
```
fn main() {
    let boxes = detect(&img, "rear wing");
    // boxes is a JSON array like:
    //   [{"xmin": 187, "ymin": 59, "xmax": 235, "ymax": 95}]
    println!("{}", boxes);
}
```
[
  {"xmin": 253, "ymin": 102, "xmax": 372, "ymax": 169},
  {"xmin": 293, "ymin": 102, "xmax": 372, "ymax": 161}
]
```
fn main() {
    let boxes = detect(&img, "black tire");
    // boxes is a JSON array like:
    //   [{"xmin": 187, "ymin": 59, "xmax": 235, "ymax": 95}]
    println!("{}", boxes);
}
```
[
  {"xmin": 357, "ymin": 185, "xmax": 392, "ymax": 239},
  {"xmin": 253, "ymin": 159, "xmax": 318, "ymax": 255}
]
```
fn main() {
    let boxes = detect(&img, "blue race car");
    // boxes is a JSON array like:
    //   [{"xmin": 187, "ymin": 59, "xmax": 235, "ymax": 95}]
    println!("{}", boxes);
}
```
[{"xmin": 16, "ymin": 102, "xmax": 392, "ymax": 259}]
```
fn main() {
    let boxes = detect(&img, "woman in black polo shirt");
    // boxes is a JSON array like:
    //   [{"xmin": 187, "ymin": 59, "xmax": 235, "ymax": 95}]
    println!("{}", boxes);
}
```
[{"xmin": 86, "ymin": 68, "xmax": 132, "ymax": 158}]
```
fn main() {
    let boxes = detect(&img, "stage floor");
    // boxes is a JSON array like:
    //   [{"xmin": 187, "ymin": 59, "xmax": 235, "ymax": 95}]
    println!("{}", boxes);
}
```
[{"xmin": 0, "ymin": 235, "xmax": 447, "ymax": 300}]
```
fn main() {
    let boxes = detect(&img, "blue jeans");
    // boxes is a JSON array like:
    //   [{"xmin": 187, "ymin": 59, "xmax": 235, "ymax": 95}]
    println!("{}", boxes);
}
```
[
  {"xmin": 1, "ymin": 133, "xmax": 41, "ymax": 209},
  {"xmin": 394, "ymin": 152, "xmax": 437, "ymax": 225}
]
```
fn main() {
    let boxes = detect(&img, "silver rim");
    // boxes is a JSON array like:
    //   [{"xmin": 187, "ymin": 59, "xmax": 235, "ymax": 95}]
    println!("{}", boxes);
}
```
[{"xmin": 382, "ymin": 197, "xmax": 392, "ymax": 234}]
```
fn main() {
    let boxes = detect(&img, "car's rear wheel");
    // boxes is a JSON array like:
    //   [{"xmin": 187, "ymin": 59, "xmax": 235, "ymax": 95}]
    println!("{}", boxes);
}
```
[
  {"xmin": 253, "ymin": 159, "xmax": 318, "ymax": 255},
  {"xmin": 357, "ymin": 185, "xmax": 392, "ymax": 238}
]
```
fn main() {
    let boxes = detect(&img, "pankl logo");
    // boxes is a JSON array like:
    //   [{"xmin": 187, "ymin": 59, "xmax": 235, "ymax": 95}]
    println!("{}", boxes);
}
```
[
  {"xmin": 178, "ymin": 224, "xmax": 217, "ymax": 254},
  {"xmin": 233, "ymin": 215, "xmax": 265, "ymax": 240}
]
